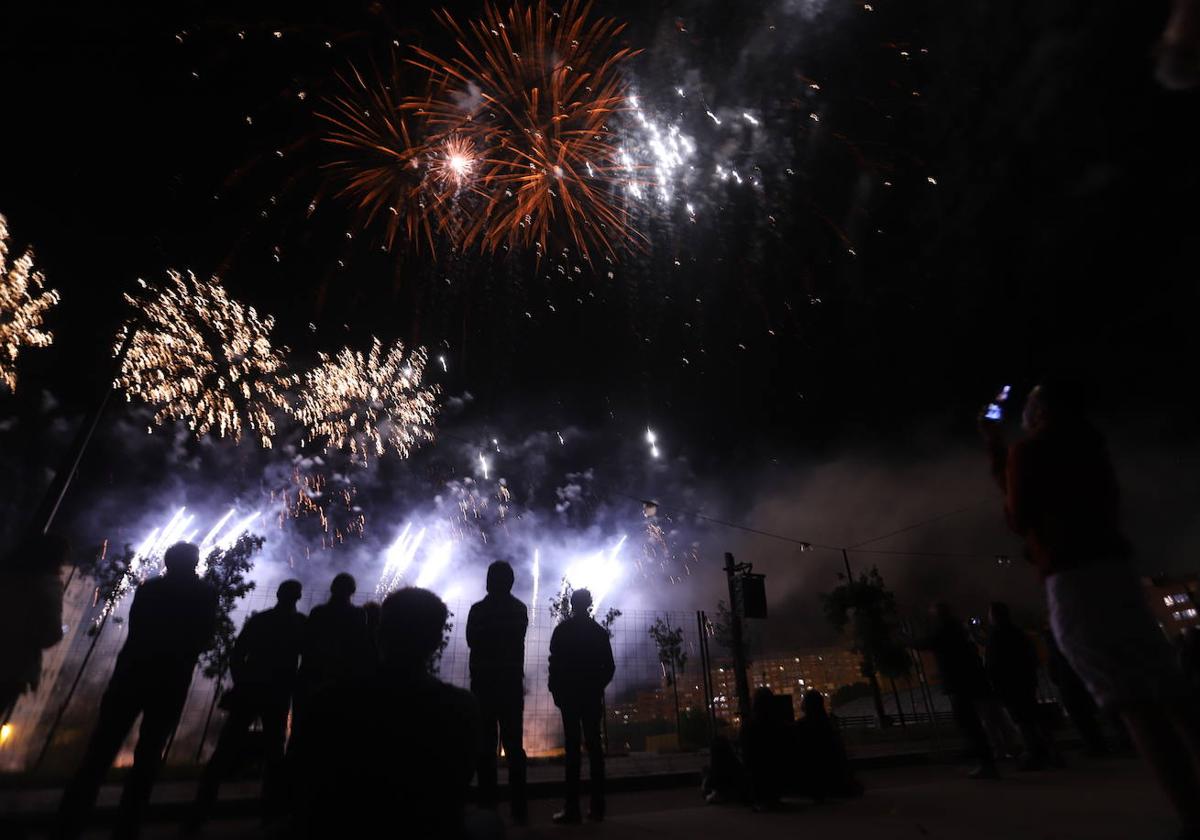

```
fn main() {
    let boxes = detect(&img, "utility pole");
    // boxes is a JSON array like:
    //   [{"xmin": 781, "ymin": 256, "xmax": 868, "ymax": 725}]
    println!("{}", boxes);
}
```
[{"xmin": 723, "ymin": 552, "xmax": 753, "ymax": 723}]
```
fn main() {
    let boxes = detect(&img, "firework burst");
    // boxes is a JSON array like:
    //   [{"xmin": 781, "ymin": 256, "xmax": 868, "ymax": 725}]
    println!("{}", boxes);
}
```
[
  {"xmin": 0, "ymin": 214, "xmax": 59, "ymax": 391},
  {"xmin": 317, "ymin": 62, "xmax": 432, "ymax": 251},
  {"xmin": 116, "ymin": 271, "xmax": 294, "ymax": 448},
  {"xmin": 406, "ymin": 0, "xmax": 644, "ymax": 258},
  {"xmin": 295, "ymin": 337, "xmax": 439, "ymax": 462}
]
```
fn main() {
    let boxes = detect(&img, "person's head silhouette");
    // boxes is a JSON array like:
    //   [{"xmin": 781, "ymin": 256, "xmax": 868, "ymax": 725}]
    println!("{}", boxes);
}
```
[
  {"xmin": 570, "ymin": 588, "xmax": 593, "ymax": 618},
  {"xmin": 330, "ymin": 572, "xmax": 356, "ymax": 602},
  {"xmin": 486, "ymin": 560, "xmax": 515, "ymax": 595},
  {"xmin": 163, "ymin": 542, "xmax": 201, "ymax": 575},
  {"xmin": 379, "ymin": 587, "xmax": 447, "ymax": 672},
  {"xmin": 277, "ymin": 579, "xmax": 302, "ymax": 607},
  {"xmin": 802, "ymin": 689, "xmax": 829, "ymax": 721}
]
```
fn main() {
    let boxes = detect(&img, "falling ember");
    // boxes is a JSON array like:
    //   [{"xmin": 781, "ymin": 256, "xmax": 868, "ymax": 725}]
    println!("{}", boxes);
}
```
[
  {"xmin": 116, "ymin": 271, "xmax": 293, "ymax": 448},
  {"xmin": 646, "ymin": 427, "xmax": 660, "ymax": 459},
  {"xmin": 0, "ymin": 213, "xmax": 60, "ymax": 392},
  {"xmin": 294, "ymin": 337, "xmax": 440, "ymax": 463}
]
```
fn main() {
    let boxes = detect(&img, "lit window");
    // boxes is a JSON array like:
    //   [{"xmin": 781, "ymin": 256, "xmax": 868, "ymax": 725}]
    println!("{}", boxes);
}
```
[{"xmin": 1174, "ymin": 608, "xmax": 1199, "ymax": 620}]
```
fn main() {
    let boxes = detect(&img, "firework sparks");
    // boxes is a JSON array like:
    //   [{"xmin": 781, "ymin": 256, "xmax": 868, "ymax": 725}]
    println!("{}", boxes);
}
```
[
  {"xmin": 295, "ymin": 337, "xmax": 439, "ymax": 463},
  {"xmin": 377, "ymin": 522, "xmax": 427, "ymax": 597},
  {"xmin": 646, "ymin": 427, "xmax": 660, "ymax": 459},
  {"xmin": 404, "ymin": 0, "xmax": 645, "ymax": 258},
  {"xmin": 562, "ymin": 534, "xmax": 627, "ymax": 612},
  {"xmin": 317, "ymin": 62, "xmax": 432, "ymax": 251},
  {"xmin": 432, "ymin": 135, "xmax": 477, "ymax": 189},
  {"xmin": 0, "ymin": 214, "xmax": 59, "ymax": 392},
  {"xmin": 117, "ymin": 271, "xmax": 293, "ymax": 448}
]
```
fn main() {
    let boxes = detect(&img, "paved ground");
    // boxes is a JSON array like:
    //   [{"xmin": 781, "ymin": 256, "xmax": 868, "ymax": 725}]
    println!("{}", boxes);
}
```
[{"xmin": 1, "ymin": 754, "xmax": 1179, "ymax": 840}]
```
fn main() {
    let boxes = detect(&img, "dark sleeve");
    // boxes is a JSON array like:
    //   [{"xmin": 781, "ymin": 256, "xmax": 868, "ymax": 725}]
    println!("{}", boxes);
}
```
[
  {"xmin": 987, "ymin": 438, "xmax": 1009, "ymax": 491},
  {"xmin": 548, "ymin": 624, "xmax": 562, "ymax": 695},
  {"xmin": 600, "ymin": 631, "xmax": 616, "ymax": 688},
  {"xmin": 465, "ymin": 603, "xmax": 480, "ymax": 649},
  {"xmin": 1005, "ymin": 442, "xmax": 1037, "ymax": 537},
  {"xmin": 230, "ymin": 613, "xmax": 257, "ymax": 683},
  {"xmin": 127, "ymin": 580, "xmax": 151, "ymax": 633}
]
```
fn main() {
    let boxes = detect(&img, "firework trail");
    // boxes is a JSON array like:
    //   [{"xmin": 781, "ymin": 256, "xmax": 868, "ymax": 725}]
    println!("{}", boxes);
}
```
[
  {"xmin": 293, "ymin": 337, "xmax": 439, "ymax": 463},
  {"xmin": 0, "ymin": 213, "xmax": 59, "ymax": 392},
  {"xmin": 116, "ymin": 271, "xmax": 294, "ymax": 448}
]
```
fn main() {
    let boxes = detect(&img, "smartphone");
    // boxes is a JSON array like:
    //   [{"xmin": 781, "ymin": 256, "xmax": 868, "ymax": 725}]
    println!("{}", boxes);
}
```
[{"xmin": 984, "ymin": 384, "xmax": 1011, "ymax": 421}]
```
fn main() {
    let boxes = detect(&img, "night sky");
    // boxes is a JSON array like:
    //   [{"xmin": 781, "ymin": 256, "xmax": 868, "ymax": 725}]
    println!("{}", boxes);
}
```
[{"xmin": 2, "ymin": 0, "xmax": 1199, "ymax": 639}]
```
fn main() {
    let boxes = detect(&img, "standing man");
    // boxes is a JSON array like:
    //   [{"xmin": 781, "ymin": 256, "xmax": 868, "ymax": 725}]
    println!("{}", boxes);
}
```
[
  {"xmin": 548, "ymin": 589, "xmax": 615, "ymax": 824},
  {"xmin": 985, "ymin": 601, "xmax": 1055, "ymax": 770},
  {"xmin": 466, "ymin": 561, "xmax": 529, "ymax": 824},
  {"xmin": 57, "ymin": 542, "xmax": 217, "ymax": 839},
  {"xmin": 191, "ymin": 579, "xmax": 306, "ymax": 827},
  {"xmin": 916, "ymin": 603, "xmax": 998, "ymax": 779}
]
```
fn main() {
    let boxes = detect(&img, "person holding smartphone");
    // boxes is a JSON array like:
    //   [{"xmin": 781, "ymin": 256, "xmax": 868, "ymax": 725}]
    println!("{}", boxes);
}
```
[{"xmin": 980, "ymin": 380, "xmax": 1200, "ymax": 839}]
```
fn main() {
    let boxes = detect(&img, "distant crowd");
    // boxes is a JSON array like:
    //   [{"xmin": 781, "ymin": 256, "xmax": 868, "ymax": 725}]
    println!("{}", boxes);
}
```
[{"xmin": 3, "ymin": 545, "xmax": 615, "ymax": 838}]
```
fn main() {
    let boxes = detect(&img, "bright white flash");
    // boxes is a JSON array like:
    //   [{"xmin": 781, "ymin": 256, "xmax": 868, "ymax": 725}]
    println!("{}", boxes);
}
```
[
  {"xmin": 478, "ymin": 453, "xmax": 490, "ymax": 480},
  {"xmin": 415, "ymin": 541, "xmax": 454, "ymax": 589},
  {"xmin": 563, "ymin": 535, "xmax": 627, "ymax": 611}
]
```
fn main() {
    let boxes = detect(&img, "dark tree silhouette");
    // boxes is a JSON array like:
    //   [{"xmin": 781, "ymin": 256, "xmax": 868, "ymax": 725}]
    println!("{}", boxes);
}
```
[
  {"xmin": 199, "ymin": 534, "xmax": 263, "ymax": 680},
  {"xmin": 648, "ymin": 616, "xmax": 687, "ymax": 741},
  {"xmin": 822, "ymin": 567, "xmax": 910, "ymax": 726}
]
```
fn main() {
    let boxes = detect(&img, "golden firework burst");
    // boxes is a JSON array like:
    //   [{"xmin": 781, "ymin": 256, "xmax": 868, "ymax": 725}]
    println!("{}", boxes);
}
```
[
  {"xmin": 0, "ymin": 214, "xmax": 59, "ymax": 391},
  {"xmin": 295, "ymin": 336, "xmax": 439, "ymax": 462},
  {"xmin": 116, "ymin": 271, "xmax": 294, "ymax": 448}
]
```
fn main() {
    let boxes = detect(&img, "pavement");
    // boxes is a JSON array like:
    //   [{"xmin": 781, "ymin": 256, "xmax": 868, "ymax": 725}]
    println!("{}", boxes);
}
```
[{"xmin": 0, "ymin": 753, "xmax": 1179, "ymax": 840}]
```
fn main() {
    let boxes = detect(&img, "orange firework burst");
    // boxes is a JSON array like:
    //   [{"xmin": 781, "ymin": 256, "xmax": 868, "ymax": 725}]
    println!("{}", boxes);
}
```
[
  {"xmin": 406, "ymin": 0, "xmax": 644, "ymax": 258},
  {"xmin": 317, "ymin": 62, "xmax": 432, "ymax": 251}
]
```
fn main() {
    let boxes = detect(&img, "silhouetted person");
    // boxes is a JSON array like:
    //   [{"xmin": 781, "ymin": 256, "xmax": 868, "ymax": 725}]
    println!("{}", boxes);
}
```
[
  {"xmin": 917, "ymin": 603, "xmax": 997, "ymax": 779},
  {"xmin": 984, "ymin": 380, "xmax": 1200, "ymax": 836},
  {"xmin": 466, "ymin": 560, "xmax": 529, "ymax": 823},
  {"xmin": 356, "ymin": 587, "xmax": 482, "ymax": 839},
  {"xmin": 0, "ymin": 533, "xmax": 68, "ymax": 724},
  {"xmin": 191, "ymin": 580, "xmax": 305, "ymax": 828},
  {"xmin": 1042, "ymin": 628, "xmax": 1109, "ymax": 756},
  {"xmin": 548, "ymin": 589, "xmax": 614, "ymax": 824},
  {"xmin": 985, "ymin": 602, "xmax": 1056, "ymax": 769},
  {"xmin": 742, "ymin": 686, "xmax": 787, "ymax": 808},
  {"xmin": 290, "ymin": 573, "xmax": 370, "ymax": 826},
  {"xmin": 57, "ymin": 542, "xmax": 217, "ymax": 840},
  {"xmin": 795, "ymin": 689, "xmax": 862, "ymax": 800}
]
